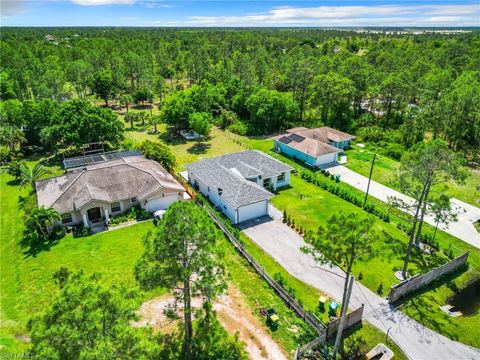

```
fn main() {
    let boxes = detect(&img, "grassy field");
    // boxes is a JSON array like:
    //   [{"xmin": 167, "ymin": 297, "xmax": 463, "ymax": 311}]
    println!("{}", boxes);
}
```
[
  {"xmin": 125, "ymin": 125, "xmax": 245, "ymax": 169},
  {"xmin": 0, "ymin": 168, "xmax": 406, "ymax": 358},
  {"xmin": 345, "ymin": 144, "xmax": 480, "ymax": 207},
  {"xmin": 272, "ymin": 176, "xmax": 446, "ymax": 292},
  {"xmin": 0, "ymin": 171, "xmax": 166, "ymax": 353}
]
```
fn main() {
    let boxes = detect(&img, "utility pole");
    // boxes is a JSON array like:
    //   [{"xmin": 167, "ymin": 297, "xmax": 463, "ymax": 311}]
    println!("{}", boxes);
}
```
[
  {"xmin": 364, "ymin": 153, "xmax": 376, "ymax": 205},
  {"xmin": 333, "ymin": 275, "xmax": 355, "ymax": 359}
]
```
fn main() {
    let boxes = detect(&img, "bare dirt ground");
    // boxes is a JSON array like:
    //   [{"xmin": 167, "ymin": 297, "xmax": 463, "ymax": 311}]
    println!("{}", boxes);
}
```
[{"xmin": 133, "ymin": 285, "xmax": 287, "ymax": 360}]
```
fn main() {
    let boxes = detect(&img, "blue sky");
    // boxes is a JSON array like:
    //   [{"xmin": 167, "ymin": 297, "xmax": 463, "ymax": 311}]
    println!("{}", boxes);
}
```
[{"xmin": 1, "ymin": 0, "xmax": 479, "ymax": 27}]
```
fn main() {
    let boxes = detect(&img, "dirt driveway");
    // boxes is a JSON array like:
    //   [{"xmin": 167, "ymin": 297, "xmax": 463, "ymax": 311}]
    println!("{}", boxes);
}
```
[{"xmin": 133, "ymin": 285, "xmax": 287, "ymax": 360}]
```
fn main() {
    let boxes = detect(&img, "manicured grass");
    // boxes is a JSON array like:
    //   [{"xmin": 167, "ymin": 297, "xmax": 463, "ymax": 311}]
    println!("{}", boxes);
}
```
[
  {"xmin": 344, "ymin": 146, "xmax": 399, "ymax": 187},
  {"xmin": 0, "ymin": 172, "xmax": 162, "ymax": 353},
  {"xmin": 345, "ymin": 144, "xmax": 480, "ymax": 207},
  {"xmin": 125, "ymin": 126, "xmax": 245, "ymax": 169},
  {"xmin": 272, "ymin": 176, "xmax": 445, "ymax": 292},
  {"xmin": 270, "ymin": 175, "xmax": 480, "ymax": 348}
]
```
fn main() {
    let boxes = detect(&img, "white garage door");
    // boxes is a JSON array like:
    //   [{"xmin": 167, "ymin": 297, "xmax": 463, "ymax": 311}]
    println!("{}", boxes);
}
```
[
  {"xmin": 237, "ymin": 201, "xmax": 268, "ymax": 223},
  {"xmin": 146, "ymin": 194, "xmax": 179, "ymax": 212}
]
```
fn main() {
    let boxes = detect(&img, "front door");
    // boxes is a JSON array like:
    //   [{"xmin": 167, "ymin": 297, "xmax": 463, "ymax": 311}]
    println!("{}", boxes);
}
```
[{"xmin": 87, "ymin": 207, "xmax": 102, "ymax": 222}]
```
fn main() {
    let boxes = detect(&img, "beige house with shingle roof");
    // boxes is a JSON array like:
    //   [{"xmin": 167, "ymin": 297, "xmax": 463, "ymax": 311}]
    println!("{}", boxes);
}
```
[{"xmin": 36, "ymin": 155, "xmax": 185, "ymax": 228}]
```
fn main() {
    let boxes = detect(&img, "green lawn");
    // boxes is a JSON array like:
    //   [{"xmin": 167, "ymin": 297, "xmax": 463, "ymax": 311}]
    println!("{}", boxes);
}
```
[
  {"xmin": 270, "ymin": 175, "xmax": 480, "ymax": 348},
  {"xmin": 272, "ymin": 176, "xmax": 446, "ymax": 293},
  {"xmin": 0, "ymin": 171, "xmax": 163, "ymax": 353},
  {"xmin": 0, "ymin": 160, "xmax": 408, "ymax": 358},
  {"xmin": 125, "ymin": 125, "xmax": 245, "ymax": 169},
  {"xmin": 345, "ymin": 144, "xmax": 480, "ymax": 207}
]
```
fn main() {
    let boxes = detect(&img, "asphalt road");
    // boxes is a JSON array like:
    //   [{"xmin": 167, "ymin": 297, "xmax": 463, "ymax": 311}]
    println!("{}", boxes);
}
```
[{"xmin": 326, "ymin": 164, "xmax": 480, "ymax": 249}]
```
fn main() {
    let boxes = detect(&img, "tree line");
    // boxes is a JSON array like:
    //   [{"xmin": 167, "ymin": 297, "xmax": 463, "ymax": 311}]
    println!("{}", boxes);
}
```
[{"xmin": 1, "ymin": 28, "xmax": 479, "ymax": 160}]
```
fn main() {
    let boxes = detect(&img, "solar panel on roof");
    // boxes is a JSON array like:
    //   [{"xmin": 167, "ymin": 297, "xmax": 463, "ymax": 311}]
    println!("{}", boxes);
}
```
[
  {"xmin": 288, "ymin": 133, "xmax": 305, "ymax": 143},
  {"xmin": 63, "ymin": 149, "xmax": 142, "ymax": 169},
  {"xmin": 278, "ymin": 136, "xmax": 293, "ymax": 144}
]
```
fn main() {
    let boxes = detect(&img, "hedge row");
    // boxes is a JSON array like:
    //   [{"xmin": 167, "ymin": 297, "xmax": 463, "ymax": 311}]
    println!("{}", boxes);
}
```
[{"xmin": 299, "ymin": 169, "xmax": 391, "ymax": 223}]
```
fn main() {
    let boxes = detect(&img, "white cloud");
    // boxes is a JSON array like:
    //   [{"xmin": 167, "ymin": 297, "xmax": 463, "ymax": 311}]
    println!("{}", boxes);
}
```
[
  {"xmin": 186, "ymin": 4, "xmax": 480, "ymax": 27},
  {"xmin": 71, "ymin": 0, "xmax": 137, "ymax": 5},
  {"xmin": 1, "ymin": 0, "xmax": 27, "ymax": 17},
  {"xmin": 140, "ymin": 0, "xmax": 171, "ymax": 8}
]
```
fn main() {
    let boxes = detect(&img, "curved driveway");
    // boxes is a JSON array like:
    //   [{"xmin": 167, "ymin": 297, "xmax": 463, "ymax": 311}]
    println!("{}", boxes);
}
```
[{"xmin": 240, "ymin": 213, "xmax": 480, "ymax": 360}]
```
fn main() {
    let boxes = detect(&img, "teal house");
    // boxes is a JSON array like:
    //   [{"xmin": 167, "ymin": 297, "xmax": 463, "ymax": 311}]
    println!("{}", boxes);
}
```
[{"xmin": 273, "ymin": 127, "xmax": 355, "ymax": 167}]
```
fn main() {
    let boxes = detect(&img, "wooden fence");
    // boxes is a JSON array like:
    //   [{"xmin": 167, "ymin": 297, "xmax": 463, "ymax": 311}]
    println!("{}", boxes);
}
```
[
  {"xmin": 205, "ymin": 207, "xmax": 328, "ymax": 338},
  {"xmin": 172, "ymin": 172, "xmax": 197, "ymax": 202}
]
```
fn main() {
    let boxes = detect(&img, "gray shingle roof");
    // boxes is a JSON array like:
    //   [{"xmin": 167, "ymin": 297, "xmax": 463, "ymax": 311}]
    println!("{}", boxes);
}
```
[
  {"xmin": 36, "ymin": 156, "xmax": 184, "ymax": 213},
  {"xmin": 185, "ymin": 150, "xmax": 293, "ymax": 209}
]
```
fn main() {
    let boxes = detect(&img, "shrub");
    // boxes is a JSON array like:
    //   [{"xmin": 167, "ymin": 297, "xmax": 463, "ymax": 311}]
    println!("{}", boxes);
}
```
[
  {"xmin": 2, "ymin": 159, "xmax": 25, "ymax": 180},
  {"xmin": 227, "ymin": 121, "xmax": 248, "ymax": 136},
  {"xmin": 50, "ymin": 225, "xmax": 66, "ymax": 240},
  {"xmin": 381, "ymin": 142, "xmax": 405, "ymax": 160},
  {"xmin": 137, "ymin": 140, "xmax": 177, "ymax": 172},
  {"xmin": 377, "ymin": 282, "xmax": 384, "ymax": 295},
  {"xmin": 274, "ymin": 272, "xmax": 286, "ymax": 288}
]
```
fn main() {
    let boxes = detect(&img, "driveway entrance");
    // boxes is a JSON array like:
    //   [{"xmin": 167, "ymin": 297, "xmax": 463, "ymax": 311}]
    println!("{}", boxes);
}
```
[{"xmin": 240, "ymin": 207, "xmax": 480, "ymax": 360}]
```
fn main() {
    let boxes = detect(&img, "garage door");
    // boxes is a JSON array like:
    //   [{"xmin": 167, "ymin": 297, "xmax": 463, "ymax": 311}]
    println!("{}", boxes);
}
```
[
  {"xmin": 237, "ymin": 201, "xmax": 268, "ymax": 223},
  {"xmin": 146, "ymin": 194, "xmax": 179, "ymax": 212}
]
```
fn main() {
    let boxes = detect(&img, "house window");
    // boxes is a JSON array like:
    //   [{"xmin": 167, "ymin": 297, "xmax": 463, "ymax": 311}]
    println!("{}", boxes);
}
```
[
  {"xmin": 111, "ymin": 202, "xmax": 121, "ymax": 212},
  {"xmin": 278, "ymin": 173, "xmax": 285, "ymax": 183},
  {"xmin": 130, "ymin": 197, "xmax": 137, "ymax": 204},
  {"xmin": 61, "ymin": 213, "xmax": 72, "ymax": 224},
  {"xmin": 263, "ymin": 178, "xmax": 270, "ymax": 188}
]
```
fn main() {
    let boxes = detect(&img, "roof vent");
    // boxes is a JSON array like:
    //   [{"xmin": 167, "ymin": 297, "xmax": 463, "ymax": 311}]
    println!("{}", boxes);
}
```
[{"xmin": 217, "ymin": 188, "xmax": 223, "ymax": 195}]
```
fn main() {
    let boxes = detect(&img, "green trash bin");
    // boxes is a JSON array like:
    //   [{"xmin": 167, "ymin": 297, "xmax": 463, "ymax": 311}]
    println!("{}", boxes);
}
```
[{"xmin": 328, "ymin": 301, "xmax": 339, "ymax": 317}]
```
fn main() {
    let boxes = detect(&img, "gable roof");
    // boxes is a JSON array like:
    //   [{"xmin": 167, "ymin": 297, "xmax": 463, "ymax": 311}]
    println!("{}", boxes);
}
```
[
  {"xmin": 36, "ymin": 156, "xmax": 184, "ymax": 213},
  {"xmin": 185, "ymin": 150, "xmax": 293, "ymax": 209}
]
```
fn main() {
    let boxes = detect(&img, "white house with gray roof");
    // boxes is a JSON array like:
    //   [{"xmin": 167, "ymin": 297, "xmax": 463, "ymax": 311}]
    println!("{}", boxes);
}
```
[
  {"xmin": 185, "ymin": 150, "xmax": 293, "ymax": 224},
  {"xmin": 36, "ymin": 155, "xmax": 185, "ymax": 229}
]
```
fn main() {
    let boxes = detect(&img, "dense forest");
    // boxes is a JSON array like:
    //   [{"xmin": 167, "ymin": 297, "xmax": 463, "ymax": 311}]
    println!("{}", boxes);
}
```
[{"xmin": 0, "ymin": 28, "xmax": 479, "ymax": 160}]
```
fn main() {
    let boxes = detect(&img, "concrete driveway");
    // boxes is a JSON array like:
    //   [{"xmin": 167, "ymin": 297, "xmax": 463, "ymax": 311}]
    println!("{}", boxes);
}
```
[
  {"xmin": 240, "ymin": 213, "xmax": 480, "ymax": 360},
  {"xmin": 326, "ymin": 164, "xmax": 480, "ymax": 249}
]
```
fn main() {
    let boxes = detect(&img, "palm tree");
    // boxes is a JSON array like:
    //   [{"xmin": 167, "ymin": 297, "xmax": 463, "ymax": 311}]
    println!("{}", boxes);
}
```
[
  {"xmin": 0, "ymin": 126, "xmax": 26, "ymax": 152},
  {"xmin": 20, "ymin": 163, "xmax": 47, "ymax": 191},
  {"xmin": 28, "ymin": 206, "xmax": 61, "ymax": 238}
]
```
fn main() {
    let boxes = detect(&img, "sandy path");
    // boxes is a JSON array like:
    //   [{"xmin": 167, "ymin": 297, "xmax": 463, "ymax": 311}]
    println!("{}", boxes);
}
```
[{"xmin": 133, "ymin": 285, "xmax": 287, "ymax": 360}]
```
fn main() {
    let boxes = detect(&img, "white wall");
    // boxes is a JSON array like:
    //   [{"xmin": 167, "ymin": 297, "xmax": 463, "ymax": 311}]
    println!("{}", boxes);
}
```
[
  {"xmin": 146, "ymin": 193, "xmax": 180, "ymax": 212},
  {"xmin": 237, "ymin": 200, "xmax": 268, "ymax": 223},
  {"xmin": 188, "ymin": 172, "xmax": 238, "ymax": 224},
  {"xmin": 315, "ymin": 153, "xmax": 338, "ymax": 166}
]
